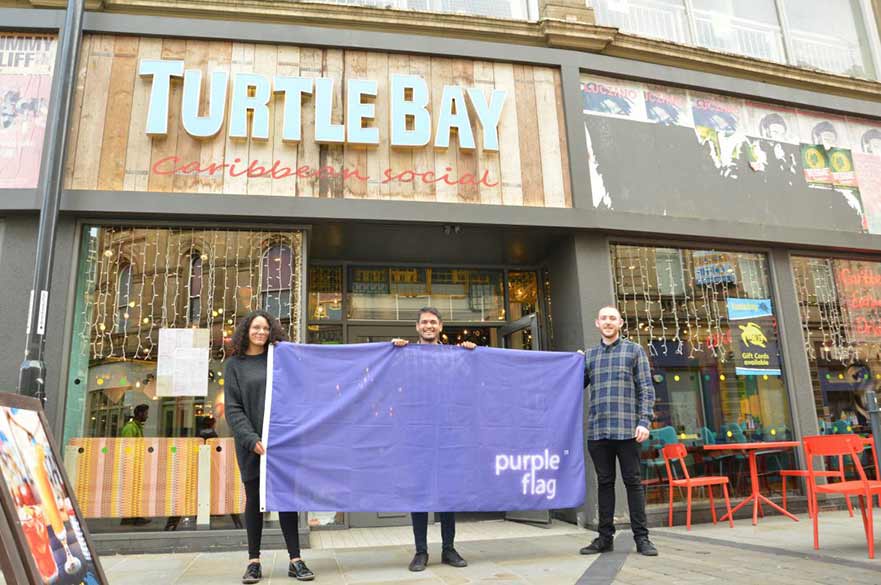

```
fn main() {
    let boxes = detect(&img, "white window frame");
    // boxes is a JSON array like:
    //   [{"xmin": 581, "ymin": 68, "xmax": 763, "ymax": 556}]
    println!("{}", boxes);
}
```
[{"xmin": 591, "ymin": 0, "xmax": 881, "ymax": 79}]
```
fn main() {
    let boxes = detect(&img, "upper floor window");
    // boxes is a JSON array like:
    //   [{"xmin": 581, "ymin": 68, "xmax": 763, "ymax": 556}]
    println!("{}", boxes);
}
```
[
  {"xmin": 188, "ymin": 253, "xmax": 203, "ymax": 325},
  {"xmin": 591, "ymin": 0, "xmax": 880, "ymax": 80},
  {"xmin": 262, "ymin": 244, "xmax": 293, "ymax": 320},
  {"xmin": 311, "ymin": 0, "xmax": 535, "ymax": 20},
  {"xmin": 116, "ymin": 264, "xmax": 132, "ymax": 332}
]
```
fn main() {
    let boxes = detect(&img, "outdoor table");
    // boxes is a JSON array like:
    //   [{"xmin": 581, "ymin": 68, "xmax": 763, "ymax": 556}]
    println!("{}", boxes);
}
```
[{"xmin": 704, "ymin": 441, "xmax": 800, "ymax": 525}]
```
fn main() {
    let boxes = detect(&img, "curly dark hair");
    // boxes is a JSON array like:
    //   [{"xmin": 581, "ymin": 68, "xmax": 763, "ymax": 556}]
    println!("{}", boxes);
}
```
[{"xmin": 229, "ymin": 310, "xmax": 286, "ymax": 356}]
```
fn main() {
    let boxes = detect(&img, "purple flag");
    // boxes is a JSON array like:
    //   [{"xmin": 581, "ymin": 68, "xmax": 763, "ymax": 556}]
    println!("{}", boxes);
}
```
[{"xmin": 261, "ymin": 342, "xmax": 585, "ymax": 512}]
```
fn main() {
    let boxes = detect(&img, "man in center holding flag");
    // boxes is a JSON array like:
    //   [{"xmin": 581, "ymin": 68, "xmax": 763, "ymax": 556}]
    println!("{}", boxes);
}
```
[
  {"xmin": 392, "ymin": 307, "xmax": 474, "ymax": 572},
  {"xmin": 262, "ymin": 305, "xmax": 586, "ymax": 579}
]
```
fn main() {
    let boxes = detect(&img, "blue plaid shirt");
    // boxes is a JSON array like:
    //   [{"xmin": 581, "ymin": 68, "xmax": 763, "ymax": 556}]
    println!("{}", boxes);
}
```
[{"xmin": 584, "ymin": 337, "xmax": 655, "ymax": 441}]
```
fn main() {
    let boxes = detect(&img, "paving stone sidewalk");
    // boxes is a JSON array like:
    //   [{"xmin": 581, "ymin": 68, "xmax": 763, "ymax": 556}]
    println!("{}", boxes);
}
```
[{"xmin": 4, "ymin": 511, "xmax": 881, "ymax": 584}]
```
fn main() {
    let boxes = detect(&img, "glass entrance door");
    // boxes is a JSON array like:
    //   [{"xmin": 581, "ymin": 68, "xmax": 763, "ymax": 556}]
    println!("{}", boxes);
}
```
[
  {"xmin": 344, "ymin": 325, "xmax": 423, "ymax": 528},
  {"xmin": 500, "ymin": 315, "xmax": 552, "ymax": 525}
]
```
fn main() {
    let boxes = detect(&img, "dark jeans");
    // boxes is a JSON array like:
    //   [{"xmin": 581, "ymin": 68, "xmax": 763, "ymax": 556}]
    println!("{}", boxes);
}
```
[
  {"xmin": 411, "ymin": 512, "xmax": 455, "ymax": 554},
  {"xmin": 244, "ymin": 478, "xmax": 301, "ymax": 559},
  {"xmin": 588, "ymin": 438, "xmax": 649, "ymax": 542}
]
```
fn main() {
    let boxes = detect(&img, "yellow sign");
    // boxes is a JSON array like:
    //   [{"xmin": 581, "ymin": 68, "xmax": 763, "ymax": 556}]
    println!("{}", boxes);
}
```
[{"xmin": 739, "ymin": 322, "xmax": 768, "ymax": 348}]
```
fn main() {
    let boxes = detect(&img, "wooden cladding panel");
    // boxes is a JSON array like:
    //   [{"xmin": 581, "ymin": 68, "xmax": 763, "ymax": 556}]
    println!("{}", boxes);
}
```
[{"xmin": 65, "ymin": 35, "xmax": 572, "ymax": 208}]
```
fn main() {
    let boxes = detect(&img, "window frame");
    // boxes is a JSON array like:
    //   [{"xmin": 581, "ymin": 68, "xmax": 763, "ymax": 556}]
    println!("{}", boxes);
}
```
[
  {"xmin": 260, "ymin": 243, "xmax": 294, "ymax": 321},
  {"xmin": 187, "ymin": 251, "xmax": 203, "ymax": 326},
  {"xmin": 593, "ymin": 0, "xmax": 881, "ymax": 80},
  {"xmin": 115, "ymin": 263, "xmax": 133, "ymax": 333}
]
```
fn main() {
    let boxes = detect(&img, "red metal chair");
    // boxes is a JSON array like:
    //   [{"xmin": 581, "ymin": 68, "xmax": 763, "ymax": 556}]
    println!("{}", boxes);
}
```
[
  {"xmin": 859, "ymin": 436, "xmax": 881, "ymax": 509},
  {"xmin": 780, "ymin": 451, "xmax": 853, "ymax": 518},
  {"xmin": 662, "ymin": 443, "xmax": 734, "ymax": 530},
  {"xmin": 803, "ymin": 435, "xmax": 881, "ymax": 559}
]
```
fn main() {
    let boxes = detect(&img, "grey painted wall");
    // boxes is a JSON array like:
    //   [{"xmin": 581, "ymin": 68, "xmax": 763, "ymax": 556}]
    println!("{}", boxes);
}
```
[
  {"xmin": 585, "ymin": 116, "xmax": 866, "ymax": 233},
  {"xmin": 544, "ymin": 232, "xmax": 626, "ymax": 529},
  {"xmin": 769, "ymin": 248, "xmax": 820, "ymax": 463},
  {"xmin": 544, "ymin": 235, "xmax": 590, "ymax": 529},
  {"xmin": 0, "ymin": 215, "xmax": 79, "ymax": 436}
]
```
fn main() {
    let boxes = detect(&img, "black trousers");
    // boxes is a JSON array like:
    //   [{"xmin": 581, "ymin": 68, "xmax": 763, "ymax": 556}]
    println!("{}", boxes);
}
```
[
  {"xmin": 411, "ymin": 512, "xmax": 455, "ymax": 554},
  {"xmin": 587, "ymin": 438, "xmax": 649, "ymax": 542},
  {"xmin": 244, "ymin": 478, "xmax": 301, "ymax": 559}
]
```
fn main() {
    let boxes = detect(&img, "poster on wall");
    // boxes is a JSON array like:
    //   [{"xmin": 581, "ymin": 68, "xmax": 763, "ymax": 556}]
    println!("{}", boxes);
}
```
[
  {"xmin": 690, "ymin": 93, "xmax": 746, "ymax": 171},
  {"xmin": 797, "ymin": 111, "xmax": 850, "ymax": 149},
  {"xmin": 800, "ymin": 144, "xmax": 835, "ymax": 188},
  {"xmin": 581, "ymin": 76, "xmax": 646, "ymax": 121},
  {"xmin": 849, "ymin": 117, "xmax": 881, "ymax": 235},
  {"xmin": 848, "ymin": 118, "xmax": 881, "ymax": 156},
  {"xmin": 853, "ymin": 152, "xmax": 881, "ymax": 234},
  {"xmin": 743, "ymin": 102, "xmax": 799, "ymax": 173},
  {"xmin": 834, "ymin": 261, "xmax": 881, "ymax": 342},
  {"xmin": 726, "ymin": 298, "xmax": 782, "ymax": 376},
  {"xmin": 0, "ymin": 393, "xmax": 108, "ymax": 585},
  {"xmin": 0, "ymin": 33, "xmax": 56, "ymax": 189},
  {"xmin": 744, "ymin": 102, "xmax": 799, "ymax": 145},
  {"xmin": 643, "ymin": 84, "xmax": 693, "ymax": 128},
  {"xmin": 156, "ymin": 328, "xmax": 210, "ymax": 397}
]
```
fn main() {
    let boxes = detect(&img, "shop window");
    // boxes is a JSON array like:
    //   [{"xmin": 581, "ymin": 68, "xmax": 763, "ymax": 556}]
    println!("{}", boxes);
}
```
[
  {"xmin": 611, "ymin": 244, "xmax": 794, "ymax": 506},
  {"xmin": 347, "ymin": 266, "xmax": 504, "ymax": 321},
  {"xmin": 261, "ymin": 244, "xmax": 293, "ymax": 320},
  {"xmin": 792, "ymin": 256, "xmax": 881, "ymax": 442},
  {"xmin": 65, "ymin": 226, "xmax": 304, "ymax": 533},
  {"xmin": 308, "ymin": 266, "xmax": 343, "ymax": 321},
  {"xmin": 115, "ymin": 264, "xmax": 132, "ymax": 333},
  {"xmin": 188, "ymin": 253, "xmax": 203, "ymax": 325},
  {"xmin": 306, "ymin": 324, "xmax": 344, "ymax": 345},
  {"xmin": 508, "ymin": 271, "xmax": 539, "ymax": 320}
]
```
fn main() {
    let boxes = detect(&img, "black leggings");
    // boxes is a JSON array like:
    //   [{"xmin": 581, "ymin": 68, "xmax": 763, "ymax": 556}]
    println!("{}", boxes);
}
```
[{"xmin": 244, "ymin": 478, "xmax": 301, "ymax": 559}]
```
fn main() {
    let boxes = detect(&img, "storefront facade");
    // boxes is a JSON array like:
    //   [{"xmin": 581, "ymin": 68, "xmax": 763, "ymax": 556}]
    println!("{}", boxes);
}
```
[{"xmin": 1, "ymin": 1, "xmax": 880, "ymax": 552}]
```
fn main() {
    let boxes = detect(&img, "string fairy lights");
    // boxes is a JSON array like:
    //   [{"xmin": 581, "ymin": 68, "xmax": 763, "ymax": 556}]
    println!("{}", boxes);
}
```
[{"xmin": 78, "ymin": 225, "xmax": 304, "ymax": 379}]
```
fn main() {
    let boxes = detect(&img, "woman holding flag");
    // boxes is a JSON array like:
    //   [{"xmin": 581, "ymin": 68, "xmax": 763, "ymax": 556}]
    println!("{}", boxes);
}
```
[{"xmin": 225, "ymin": 310, "xmax": 316, "ymax": 583}]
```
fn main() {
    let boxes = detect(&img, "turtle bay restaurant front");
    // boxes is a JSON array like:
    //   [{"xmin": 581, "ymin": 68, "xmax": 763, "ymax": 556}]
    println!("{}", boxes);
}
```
[{"xmin": 1, "ymin": 8, "xmax": 880, "ymax": 554}]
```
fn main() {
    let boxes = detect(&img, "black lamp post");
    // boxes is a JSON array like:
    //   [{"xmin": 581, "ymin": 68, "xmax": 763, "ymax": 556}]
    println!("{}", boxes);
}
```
[{"xmin": 18, "ymin": 0, "xmax": 86, "ymax": 404}]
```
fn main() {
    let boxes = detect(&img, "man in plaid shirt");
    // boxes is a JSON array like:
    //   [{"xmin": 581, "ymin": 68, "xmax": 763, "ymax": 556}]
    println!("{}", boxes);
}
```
[{"xmin": 579, "ymin": 306, "xmax": 658, "ymax": 557}]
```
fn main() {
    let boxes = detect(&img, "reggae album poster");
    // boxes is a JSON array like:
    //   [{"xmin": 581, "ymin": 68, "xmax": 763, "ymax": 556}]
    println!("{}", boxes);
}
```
[
  {"xmin": 801, "ymin": 144, "xmax": 834, "ymax": 189},
  {"xmin": 581, "ymin": 75, "xmax": 647, "ymax": 122}
]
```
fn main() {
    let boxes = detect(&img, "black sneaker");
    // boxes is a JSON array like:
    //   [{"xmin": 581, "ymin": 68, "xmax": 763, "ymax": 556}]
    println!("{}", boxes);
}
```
[
  {"xmin": 441, "ymin": 548, "xmax": 467, "ymax": 567},
  {"xmin": 635, "ymin": 538, "xmax": 658, "ymax": 556},
  {"xmin": 408, "ymin": 552, "xmax": 429, "ymax": 572},
  {"xmin": 579, "ymin": 537, "xmax": 614, "ymax": 554},
  {"xmin": 242, "ymin": 562, "xmax": 262, "ymax": 584},
  {"xmin": 288, "ymin": 559, "xmax": 314, "ymax": 581}
]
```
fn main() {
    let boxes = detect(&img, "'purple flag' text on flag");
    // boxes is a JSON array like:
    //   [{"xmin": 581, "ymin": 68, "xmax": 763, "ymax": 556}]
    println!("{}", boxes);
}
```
[{"xmin": 261, "ymin": 342, "xmax": 585, "ymax": 512}]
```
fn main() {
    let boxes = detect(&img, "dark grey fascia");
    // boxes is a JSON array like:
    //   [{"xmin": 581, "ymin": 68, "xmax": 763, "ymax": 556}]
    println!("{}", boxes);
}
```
[
  {"xmin": 57, "ymin": 189, "xmax": 881, "ymax": 254},
  {"xmin": 575, "ymin": 53, "xmax": 881, "ymax": 120},
  {"xmin": 0, "ymin": 8, "xmax": 65, "ymax": 31},
  {"xmin": 0, "ymin": 189, "xmax": 40, "ymax": 211},
  {"xmin": 2, "ymin": 8, "xmax": 880, "ymax": 119}
]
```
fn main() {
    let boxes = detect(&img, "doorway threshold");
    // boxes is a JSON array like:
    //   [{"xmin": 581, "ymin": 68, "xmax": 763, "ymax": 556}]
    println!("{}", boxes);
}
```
[{"xmin": 310, "ymin": 519, "xmax": 582, "ymax": 550}]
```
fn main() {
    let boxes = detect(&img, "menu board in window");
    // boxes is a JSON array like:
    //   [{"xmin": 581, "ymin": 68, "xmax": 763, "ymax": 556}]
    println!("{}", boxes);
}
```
[{"xmin": 835, "ymin": 260, "xmax": 881, "ymax": 342}]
